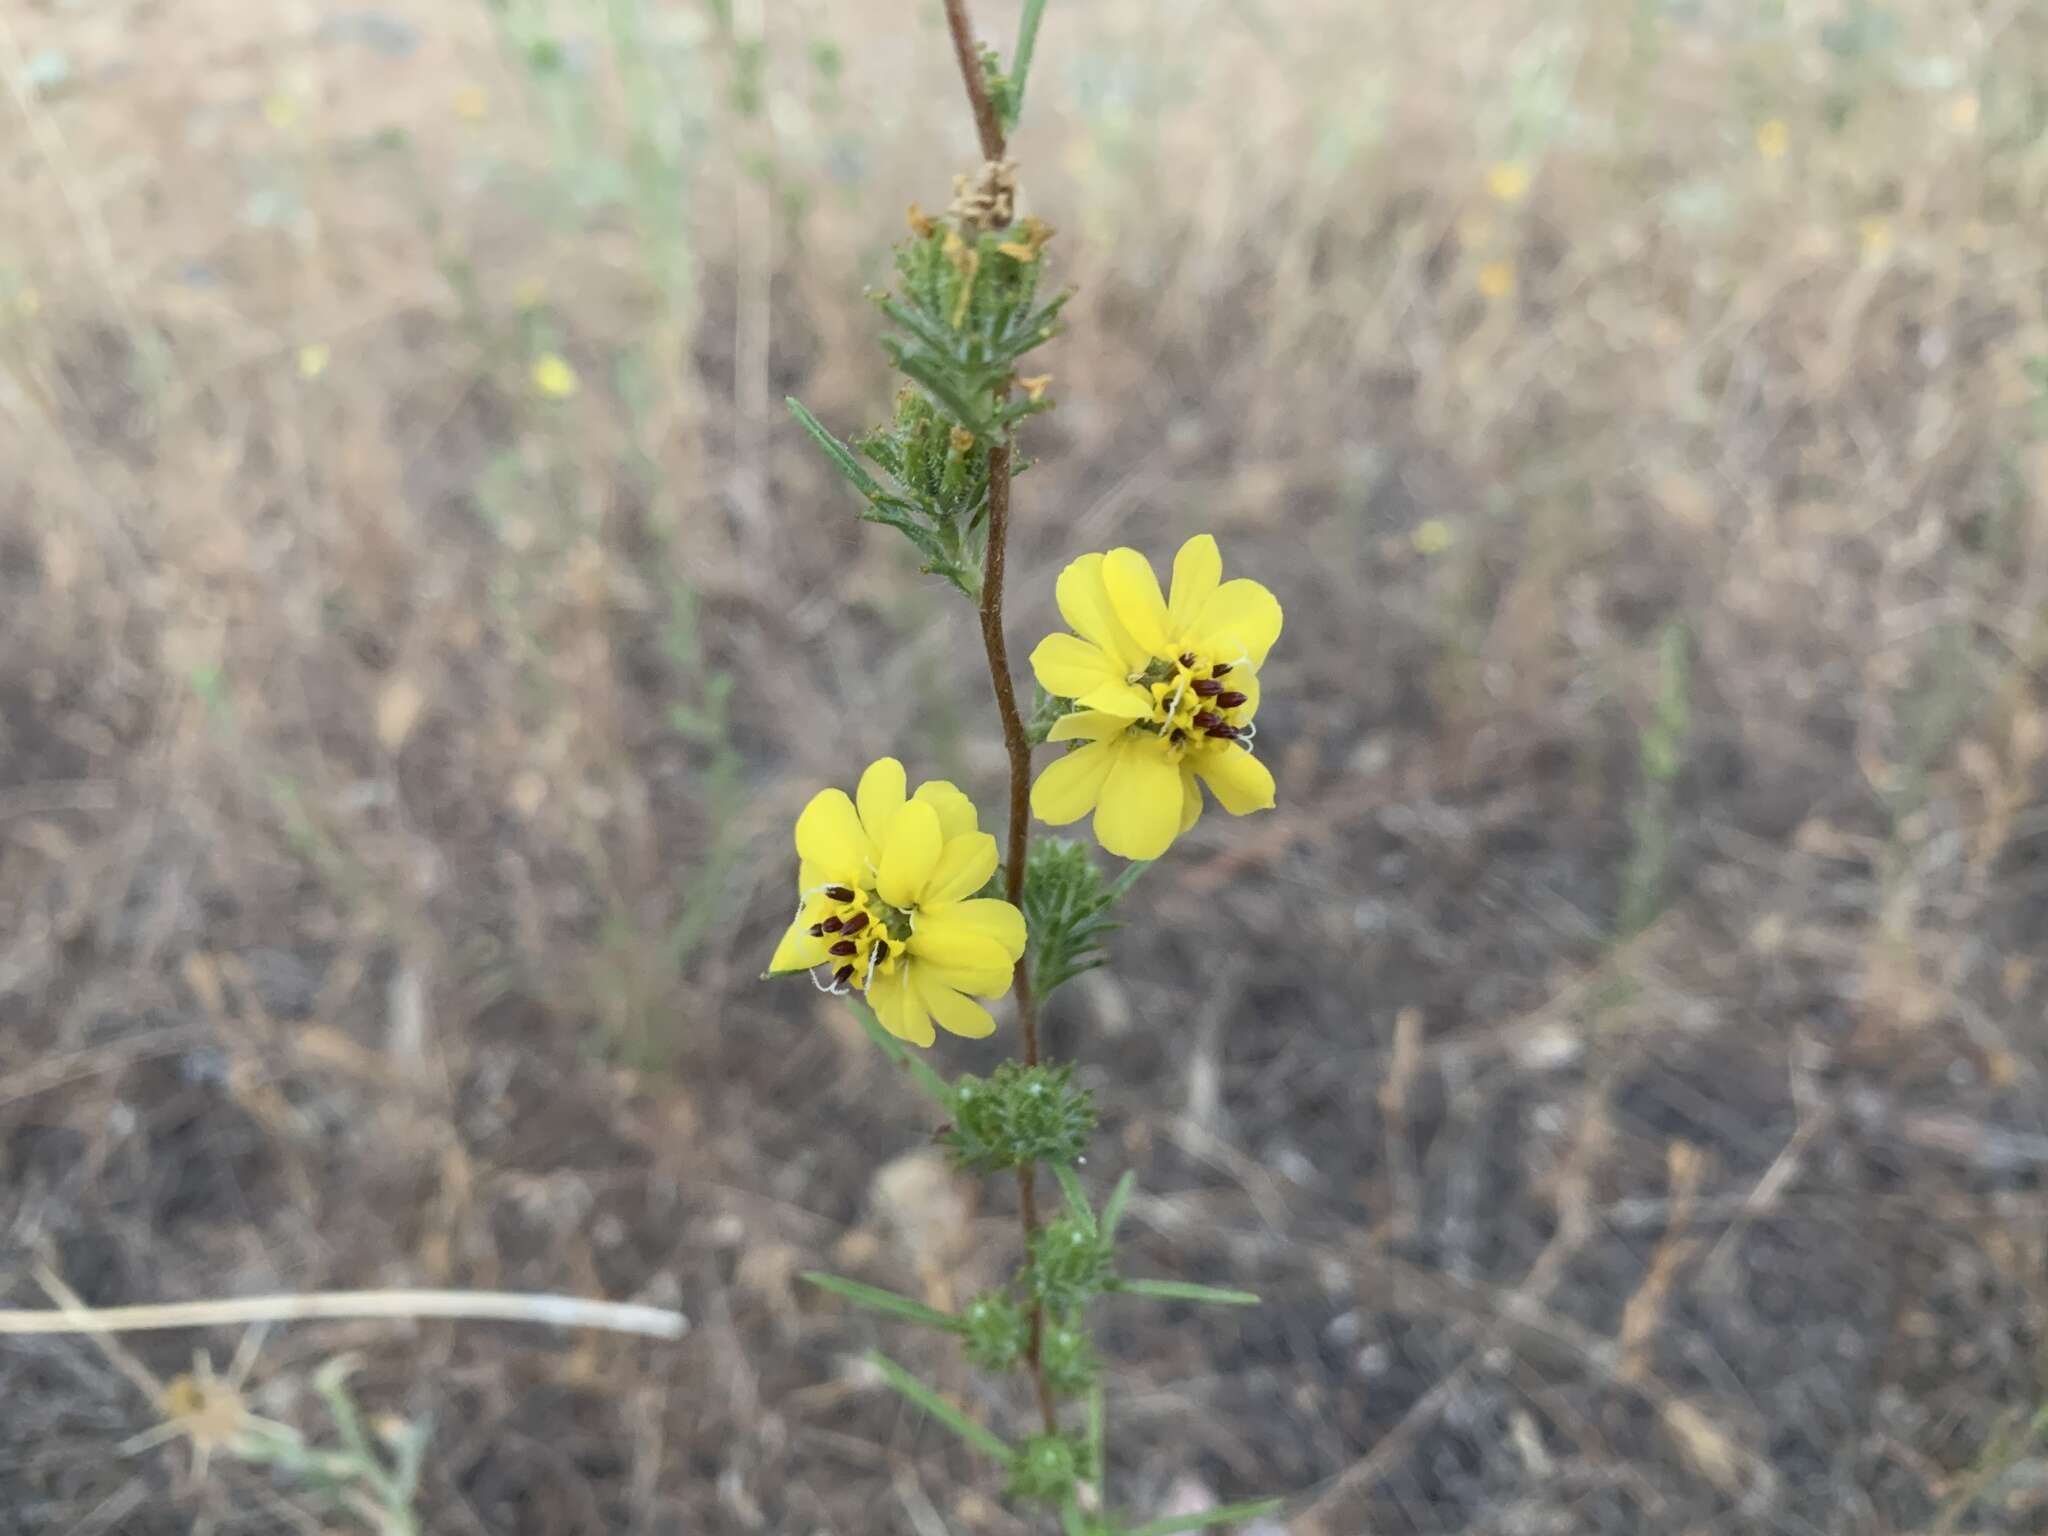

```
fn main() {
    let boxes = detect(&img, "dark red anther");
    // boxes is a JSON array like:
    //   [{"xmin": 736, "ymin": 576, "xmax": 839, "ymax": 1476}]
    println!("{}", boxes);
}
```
[
  {"xmin": 1191, "ymin": 678, "xmax": 1224, "ymax": 698},
  {"xmin": 1178, "ymin": 651, "xmax": 1197, "ymax": 668},
  {"xmin": 807, "ymin": 923, "xmax": 824, "ymax": 937},
  {"xmin": 839, "ymin": 911, "xmax": 870, "ymax": 936},
  {"xmin": 1192, "ymin": 710, "xmax": 1223, "ymax": 731},
  {"xmin": 824, "ymin": 885, "xmax": 856, "ymax": 902},
  {"xmin": 829, "ymin": 939, "xmax": 858, "ymax": 957},
  {"xmin": 1215, "ymin": 690, "xmax": 1249, "ymax": 710},
  {"xmin": 821, "ymin": 915, "xmax": 843, "ymax": 933},
  {"xmin": 1210, "ymin": 662, "xmax": 1233, "ymax": 678},
  {"xmin": 832, "ymin": 964, "xmax": 855, "ymax": 986},
  {"xmin": 1203, "ymin": 723, "xmax": 1239, "ymax": 739}
]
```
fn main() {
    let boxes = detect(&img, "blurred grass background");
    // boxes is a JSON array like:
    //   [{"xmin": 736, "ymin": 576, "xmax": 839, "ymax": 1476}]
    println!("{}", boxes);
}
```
[{"xmin": 4, "ymin": 0, "xmax": 2048, "ymax": 1531}]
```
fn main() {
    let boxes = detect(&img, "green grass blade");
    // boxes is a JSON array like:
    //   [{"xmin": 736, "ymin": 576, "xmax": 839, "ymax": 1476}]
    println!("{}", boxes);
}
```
[
  {"xmin": 1060, "ymin": 1499, "xmax": 1091, "ymax": 1536},
  {"xmin": 869, "ymin": 1351, "xmax": 1012, "ymax": 1461},
  {"xmin": 1112, "ymin": 1278, "xmax": 1261, "ymax": 1307},
  {"xmin": 1052, "ymin": 1163, "xmax": 1095, "ymax": 1231},
  {"xmin": 1007, "ymin": 0, "xmax": 1049, "ymax": 130},
  {"xmin": 1098, "ymin": 1170, "xmax": 1136, "ymax": 1244},
  {"xmin": 847, "ymin": 997, "xmax": 953, "ymax": 1105},
  {"xmin": 802, "ymin": 1272, "xmax": 961, "ymax": 1332},
  {"xmin": 1123, "ymin": 1497, "xmax": 1284, "ymax": 1536}
]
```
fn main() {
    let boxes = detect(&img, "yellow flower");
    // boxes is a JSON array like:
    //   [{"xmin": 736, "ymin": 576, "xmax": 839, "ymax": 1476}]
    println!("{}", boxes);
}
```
[
  {"xmin": 454, "ymin": 85, "xmax": 490, "ymax": 122},
  {"xmin": 1477, "ymin": 259, "xmax": 1516, "ymax": 300},
  {"xmin": 296, "ymin": 342, "xmax": 330, "ymax": 379},
  {"xmin": 1029, "ymin": 535, "xmax": 1281, "ymax": 862},
  {"xmin": 530, "ymin": 352, "xmax": 579, "ymax": 398},
  {"xmin": 1858, "ymin": 216, "xmax": 1892, "ymax": 262},
  {"xmin": 767, "ymin": 758, "xmax": 1026, "ymax": 1046},
  {"xmin": 1755, "ymin": 118, "xmax": 1789, "ymax": 162},
  {"xmin": 1486, "ymin": 162, "xmax": 1530, "ymax": 205}
]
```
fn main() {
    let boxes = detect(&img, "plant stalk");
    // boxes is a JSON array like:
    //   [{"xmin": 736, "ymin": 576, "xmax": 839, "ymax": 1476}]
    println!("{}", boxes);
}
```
[{"xmin": 944, "ymin": 0, "xmax": 1058, "ymax": 1438}]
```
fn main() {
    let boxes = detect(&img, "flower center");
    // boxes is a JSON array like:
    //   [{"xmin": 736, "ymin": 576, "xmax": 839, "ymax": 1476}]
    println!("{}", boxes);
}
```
[
  {"xmin": 1135, "ymin": 652, "xmax": 1255, "ymax": 762},
  {"xmin": 808, "ymin": 883, "xmax": 914, "ymax": 992}
]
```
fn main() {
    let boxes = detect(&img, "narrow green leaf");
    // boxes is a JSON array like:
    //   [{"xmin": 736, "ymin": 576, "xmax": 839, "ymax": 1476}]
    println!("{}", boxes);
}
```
[
  {"xmin": 787, "ymin": 397, "xmax": 886, "ymax": 500},
  {"xmin": 1123, "ymin": 1498, "xmax": 1284, "ymax": 1536},
  {"xmin": 802, "ymin": 1272, "xmax": 962, "ymax": 1332},
  {"xmin": 847, "ymin": 998, "xmax": 953, "ymax": 1105},
  {"xmin": 1098, "ymin": 1170, "xmax": 1136, "ymax": 1244},
  {"xmin": 1111, "ymin": 1278, "xmax": 1261, "ymax": 1307},
  {"xmin": 888, "ymin": 352, "xmax": 996, "ymax": 440},
  {"xmin": 1053, "ymin": 1164, "xmax": 1095, "ymax": 1232},
  {"xmin": 869, "ymin": 1351, "xmax": 1013, "ymax": 1461},
  {"xmin": 1086, "ymin": 1382, "xmax": 1107, "ymax": 1485},
  {"xmin": 1060, "ymin": 1498, "xmax": 1092, "ymax": 1536}
]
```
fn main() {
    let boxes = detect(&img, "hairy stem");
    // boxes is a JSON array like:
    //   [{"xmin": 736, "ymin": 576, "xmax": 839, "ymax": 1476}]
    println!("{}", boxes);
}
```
[{"xmin": 945, "ymin": 0, "xmax": 1058, "ymax": 1438}]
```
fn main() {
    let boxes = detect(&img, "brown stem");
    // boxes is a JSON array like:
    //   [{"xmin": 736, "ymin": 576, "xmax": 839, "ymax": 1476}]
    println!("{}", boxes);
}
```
[
  {"xmin": 942, "ymin": 0, "xmax": 1008, "ymax": 162},
  {"xmin": 946, "ymin": 0, "xmax": 1056, "ymax": 1438}
]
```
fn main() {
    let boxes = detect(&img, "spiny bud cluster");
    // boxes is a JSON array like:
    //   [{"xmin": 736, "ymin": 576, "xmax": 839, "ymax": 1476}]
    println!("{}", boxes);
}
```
[
  {"xmin": 943, "ymin": 1062, "xmax": 1096, "ymax": 1174},
  {"xmin": 1028, "ymin": 1215, "xmax": 1113, "ymax": 1314}
]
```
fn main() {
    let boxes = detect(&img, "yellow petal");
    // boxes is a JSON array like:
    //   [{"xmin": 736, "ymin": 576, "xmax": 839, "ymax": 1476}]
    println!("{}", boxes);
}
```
[
  {"xmin": 1193, "ymin": 745, "xmax": 1276, "ymax": 815},
  {"xmin": 1093, "ymin": 738, "xmax": 1183, "ymax": 860},
  {"xmin": 1056, "ymin": 554, "xmax": 1149, "ymax": 672},
  {"xmin": 1192, "ymin": 579, "xmax": 1283, "ymax": 670},
  {"xmin": 923, "ymin": 830, "xmax": 998, "ymax": 905},
  {"xmin": 914, "ymin": 897, "xmax": 1027, "ymax": 961},
  {"xmin": 1167, "ymin": 534, "xmax": 1221, "ymax": 639},
  {"xmin": 1101, "ymin": 547, "xmax": 1174, "ymax": 659},
  {"xmin": 916, "ymin": 970, "xmax": 997, "ymax": 1038},
  {"xmin": 795, "ymin": 789, "xmax": 869, "ymax": 877},
  {"xmin": 913, "ymin": 779, "xmax": 979, "ymax": 842},
  {"xmin": 1179, "ymin": 771, "xmax": 1204, "ymax": 836},
  {"xmin": 1031, "ymin": 632, "xmax": 1129, "ymax": 702},
  {"xmin": 1031, "ymin": 739, "xmax": 1116, "ymax": 825},
  {"xmin": 868, "ymin": 962, "xmax": 934, "ymax": 1047},
  {"xmin": 1075, "ymin": 681, "xmax": 1154, "ymax": 718},
  {"xmin": 857, "ymin": 757, "xmax": 908, "ymax": 849},
  {"xmin": 767, "ymin": 913, "xmax": 828, "ymax": 974},
  {"xmin": 1047, "ymin": 710, "xmax": 1129, "ymax": 743},
  {"xmin": 876, "ymin": 798, "xmax": 942, "ymax": 908}
]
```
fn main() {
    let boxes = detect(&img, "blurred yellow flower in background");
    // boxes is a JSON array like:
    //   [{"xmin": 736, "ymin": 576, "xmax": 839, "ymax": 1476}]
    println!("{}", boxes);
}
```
[
  {"xmin": 296, "ymin": 343, "xmax": 330, "ymax": 380},
  {"xmin": 1486, "ymin": 162, "xmax": 1530, "ymax": 204},
  {"xmin": 530, "ymin": 352, "xmax": 579, "ymax": 398},
  {"xmin": 454, "ymin": 85, "xmax": 490, "ymax": 122},
  {"xmin": 1858, "ymin": 217, "xmax": 1893, "ymax": 262},
  {"xmin": 766, "ymin": 758, "xmax": 1026, "ymax": 1045},
  {"xmin": 1477, "ymin": 260, "xmax": 1517, "ymax": 300},
  {"xmin": 1030, "ymin": 535, "xmax": 1280, "ymax": 862},
  {"xmin": 1756, "ymin": 119, "xmax": 1789, "ymax": 162}
]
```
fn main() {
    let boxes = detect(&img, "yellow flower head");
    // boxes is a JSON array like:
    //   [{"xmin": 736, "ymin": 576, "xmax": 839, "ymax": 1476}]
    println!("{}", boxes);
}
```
[
  {"xmin": 1755, "ymin": 118, "xmax": 1789, "ymax": 162},
  {"xmin": 1477, "ymin": 259, "xmax": 1517, "ymax": 300},
  {"xmin": 1029, "ymin": 535, "xmax": 1281, "ymax": 862},
  {"xmin": 767, "ymin": 758, "xmax": 1027, "ymax": 1046}
]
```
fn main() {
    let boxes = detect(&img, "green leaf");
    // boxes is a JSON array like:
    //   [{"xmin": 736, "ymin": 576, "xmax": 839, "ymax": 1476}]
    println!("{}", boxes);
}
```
[
  {"xmin": 1060, "ymin": 1499, "xmax": 1093, "ymax": 1536},
  {"xmin": 847, "ymin": 998, "xmax": 953, "ymax": 1105},
  {"xmin": 787, "ymin": 397, "xmax": 887, "ymax": 500},
  {"xmin": 1053, "ymin": 1163, "xmax": 1095, "ymax": 1232},
  {"xmin": 1086, "ymin": 1381, "xmax": 1107, "ymax": 1483},
  {"xmin": 1111, "ymin": 1278, "xmax": 1261, "ymax": 1307},
  {"xmin": 802, "ymin": 1272, "xmax": 961, "ymax": 1332},
  {"xmin": 869, "ymin": 1351, "xmax": 1013, "ymax": 1461},
  {"xmin": 1013, "ymin": 0, "xmax": 1049, "ymax": 97},
  {"xmin": 1123, "ymin": 1498, "xmax": 1285, "ymax": 1536},
  {"xmin": 1098, "ymin": 1170, "xmax": 1136, "ymax": 1245}
]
